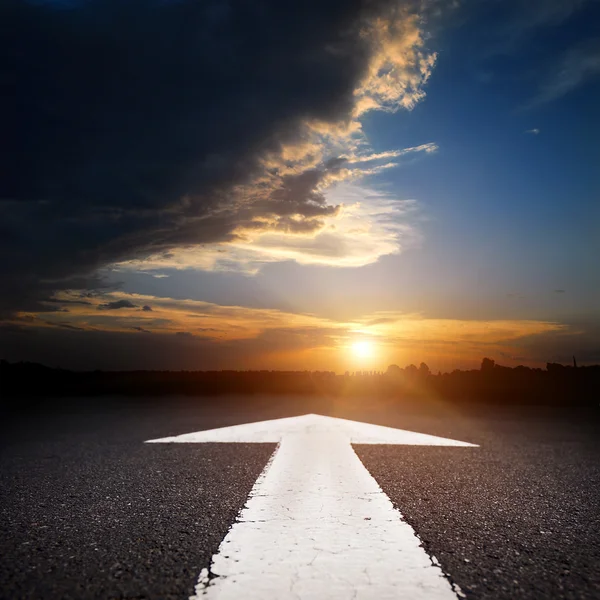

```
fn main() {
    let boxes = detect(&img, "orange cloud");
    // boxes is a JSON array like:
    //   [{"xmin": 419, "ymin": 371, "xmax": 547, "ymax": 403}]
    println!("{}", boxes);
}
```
[{"xmin": 12, "ymin": 292, "xmax": 568, "ymax": 372}]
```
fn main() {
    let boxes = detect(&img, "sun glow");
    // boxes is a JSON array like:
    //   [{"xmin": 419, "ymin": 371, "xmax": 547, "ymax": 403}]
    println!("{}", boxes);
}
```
[{"xmin": 351, "ymin": 340, "xmax": 374, "ymax": 358}]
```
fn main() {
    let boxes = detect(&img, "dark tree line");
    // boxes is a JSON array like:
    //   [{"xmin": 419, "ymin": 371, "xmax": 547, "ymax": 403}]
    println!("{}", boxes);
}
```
[{"xmin": 2, "ymin": 358, "xmax": 599, "ymax": 409}]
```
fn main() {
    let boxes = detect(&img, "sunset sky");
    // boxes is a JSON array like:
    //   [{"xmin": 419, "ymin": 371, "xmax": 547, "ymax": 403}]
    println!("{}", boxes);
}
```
[{"xmin": 2, "ymin": 0, "xmax": 599, "ymax": 372}]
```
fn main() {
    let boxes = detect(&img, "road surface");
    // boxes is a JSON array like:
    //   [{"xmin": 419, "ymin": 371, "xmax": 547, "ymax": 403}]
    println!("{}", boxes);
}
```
[{"xmin": 1, "ymin": 396, "xmax": 599, "ymax": 599}]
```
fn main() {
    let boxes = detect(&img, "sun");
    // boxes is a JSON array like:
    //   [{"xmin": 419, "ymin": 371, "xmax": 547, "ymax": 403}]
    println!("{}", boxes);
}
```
[{"xmin": 351, "ymin": 340, "xmax": 373, "ymax": 358}]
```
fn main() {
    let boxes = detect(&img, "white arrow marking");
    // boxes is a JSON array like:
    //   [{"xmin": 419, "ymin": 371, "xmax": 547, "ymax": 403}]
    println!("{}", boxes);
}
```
[{"xmin": 147, "ymin": 414, "xmax": 477, "ymax": 599}]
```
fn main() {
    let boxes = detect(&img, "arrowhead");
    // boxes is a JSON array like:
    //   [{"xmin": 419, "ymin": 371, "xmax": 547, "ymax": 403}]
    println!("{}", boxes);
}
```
[{"xmin": 145, "ymin": 414, "xmax": 477, "ymax": 446}]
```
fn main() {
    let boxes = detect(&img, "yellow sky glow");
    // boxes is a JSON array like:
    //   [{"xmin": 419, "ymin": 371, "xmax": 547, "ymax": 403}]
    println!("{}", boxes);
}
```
[{"xmin": 10, "ymin": 290, "xmax": 571, "ymax": 372}]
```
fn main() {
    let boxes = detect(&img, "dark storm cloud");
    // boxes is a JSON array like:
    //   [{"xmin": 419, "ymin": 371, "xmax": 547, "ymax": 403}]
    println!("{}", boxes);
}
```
[
  {"xmin": 1, "ymin": 0, "xmax": 415, "ymax": 314},
  {"xmin": 97, "ymin": 299, "xmax": 138, "ymax": 310},
  {"xmin": 141, "ymin": 305, "xmax": 153, "ymax": 312}
]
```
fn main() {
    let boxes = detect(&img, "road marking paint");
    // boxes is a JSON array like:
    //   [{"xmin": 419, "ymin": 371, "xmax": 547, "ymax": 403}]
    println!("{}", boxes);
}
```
[
  {"xmin": 146, "ymin": 414, "xmax": 476, "ymax": 599},
  {"xmin": 146, "ymin": 413, "xmax": 477, "ymax": 446}
]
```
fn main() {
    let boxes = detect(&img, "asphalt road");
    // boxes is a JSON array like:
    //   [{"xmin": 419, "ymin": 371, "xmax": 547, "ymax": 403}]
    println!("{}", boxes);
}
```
[{"xmin": 1, "ymin": 396, "xmax": 599, "ymax": 599}]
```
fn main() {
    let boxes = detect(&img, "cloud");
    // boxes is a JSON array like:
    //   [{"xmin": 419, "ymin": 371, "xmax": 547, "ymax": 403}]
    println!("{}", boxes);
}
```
[
  {"xmin": 98, "ymin": 299, "xmax": 138, "ymax": 311},
  {"xmin": 4, "ymin": 290, "xmax": 575, "ymax": 371},
  {"xmin": 116, "ymin": 183, "xmax": 423, "ymax": 272},
  {"xmin": 10, "ymin": 284, "xmax": 600, "ymax": 372},
  {"xmin": 525, "ymin": 128, "xmax": 540, "ymax": 135},
  {"xmin": 353, "ymin": 9, "xmax": 437, "ymax": 114},
  {"xmin": 43, "ymin": 298, "xmax": 92, "ymax": 307},
  {"xmin": 459, "ymin": 0, "xmax": 600, "ymax": 109},
  {"xmin": 509, "ymin": 0, "xmax": 591, "ymax": 34},
  {"xmin": 141, "ymin": 305, "xmax": 153, "ymax": 312},
  {"xmin": 1, "ymin": 0, "xmax": 438, "ymax": 314},
  {"xmin": 510, "ymin": 318, "xmax": 600, "ymax": 365},
  {"xmin": 554, "ymin": 289, "xmax": 566, "ymax": 293},
  {"xmin": 44, "ymin": 321, "xmax": 84, "ymax": 331},
  {"xmin": 528, "ymin": 39, "xmax": 600, "ymax": 106},
  {"xmin": 476, "ymin": 0, "xmax": 596, "ymax": 56},
  {"xmin": 345, "ymin": 142, "xmax": 438, "ymax": 163}
]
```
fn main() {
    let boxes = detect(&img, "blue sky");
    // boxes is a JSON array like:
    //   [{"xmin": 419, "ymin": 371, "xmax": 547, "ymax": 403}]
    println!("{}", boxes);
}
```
[{"xmin": 2, "ymin": 0, "xmax": 599, "ymax": 370}]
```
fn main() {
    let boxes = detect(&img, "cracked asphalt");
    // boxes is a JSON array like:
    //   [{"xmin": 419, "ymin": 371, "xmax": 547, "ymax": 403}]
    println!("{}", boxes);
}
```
[{"xmin": 1, "ymin": 396, "xmax": 599, "ymax": 599}]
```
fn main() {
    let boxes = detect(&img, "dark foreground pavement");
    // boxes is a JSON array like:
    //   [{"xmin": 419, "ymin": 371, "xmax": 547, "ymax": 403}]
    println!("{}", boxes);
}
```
[{"xmin": 1, "ymin": 396, "xmax": 599, "ymax": 599}]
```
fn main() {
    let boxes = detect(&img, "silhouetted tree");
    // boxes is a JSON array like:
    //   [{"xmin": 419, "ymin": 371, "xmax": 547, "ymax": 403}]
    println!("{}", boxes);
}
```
[
  {"xmin": 419, "ymin": 362, "xmax": 431, "ymax": 377},
  {"xmin": 2, "ymin": 359, "xmax": 599, "ymax": 408},
  {"xmin": 481, "ymin": 357, "xmax": 495, "ymax": 372},
  {"xmin": 405, "ymin": 364, "xmax": 418, "ymax": 377}
]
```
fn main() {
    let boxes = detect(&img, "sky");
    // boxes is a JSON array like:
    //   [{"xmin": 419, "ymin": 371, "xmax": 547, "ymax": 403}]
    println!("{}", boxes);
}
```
[{"xmin": 1, "ymin": 0, "xmax": 599, "ymax": 372}]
